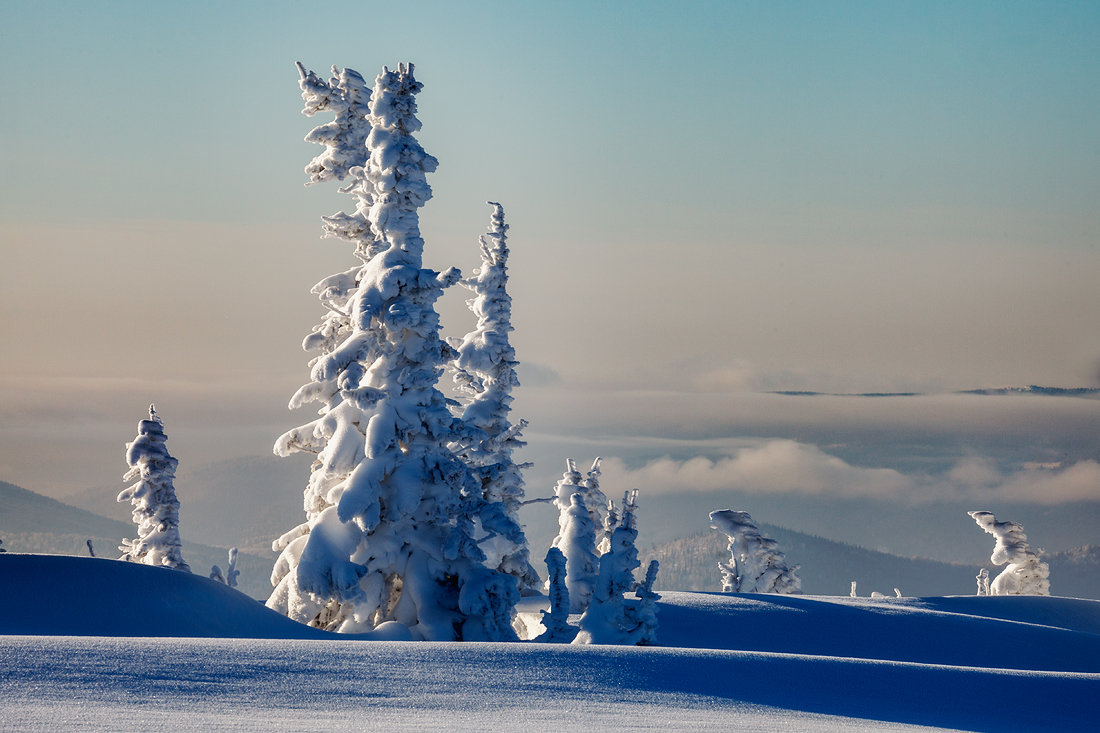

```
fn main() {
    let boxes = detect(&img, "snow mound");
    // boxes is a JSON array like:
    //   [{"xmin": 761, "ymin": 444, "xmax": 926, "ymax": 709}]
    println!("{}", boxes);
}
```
[
  {"xmin": 655, "ymin": 591, "xmax": 1100, "ymax": 673},
  {"xmin": 0, "ymin": 554, "xmax": 332, "ymax": 638}
]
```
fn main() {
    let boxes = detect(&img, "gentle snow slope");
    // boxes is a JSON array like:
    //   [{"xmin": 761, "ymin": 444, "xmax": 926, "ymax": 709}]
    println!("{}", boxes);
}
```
[{"xmin": 2, "ymin": 554, "xmax": 1098, "ymax": 731}]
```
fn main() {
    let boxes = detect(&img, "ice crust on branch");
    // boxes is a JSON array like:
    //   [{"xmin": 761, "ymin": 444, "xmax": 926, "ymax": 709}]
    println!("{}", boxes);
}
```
[
  {"xmin": 968, "ymin": 511, "xmax": 1050, "ymax": 596},
  {"xmin": 268, "ymin": 62, "xmax": 518, "ymax": 640},
  {"xmin": 117, "ymin": 405, "xmax": 190, "ymax": 572},
  {"xmin": 709, "ymin": 509, "xmax": 800, "ymax": 594}
]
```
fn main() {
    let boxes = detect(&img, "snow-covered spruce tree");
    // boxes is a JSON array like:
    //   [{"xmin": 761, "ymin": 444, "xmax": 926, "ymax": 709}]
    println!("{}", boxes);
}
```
[
  {"xmin": 575, "ymin": 490, "xmax": 659, "ymax": 645},
  {"xmin": 118, "ymin": 405, "xmax": 190, "ymax": 572},
  {"xmin": 450, "ymin": 202, "xmax": 539, "ymax": 595},
  {"xmin": 709, "ymin": 510, "xmax": 800, "ymax": 594},
  {"xmin": 968, "ymin": 511, "xmax": 1050, "ymax": 596},
  {"xmin": 555, "ymin": 493, "xmax": 600, "ymax": 613},
  {"xmin": 534, "ymin": 546, "xmax": 577, "ymax": 643},
  {"xmin": 269, "ymin": 63, "xmax": 518, "ymax": 640},
  {"xmin": 266, "ymin": 61, "xmax": 377, "ymax": 629}
]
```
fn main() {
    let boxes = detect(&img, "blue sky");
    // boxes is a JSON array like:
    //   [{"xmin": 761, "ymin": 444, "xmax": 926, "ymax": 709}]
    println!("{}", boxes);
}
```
[{"xmin": 2, "ymin": 1, "xmax": 1099, "ymax": 509}]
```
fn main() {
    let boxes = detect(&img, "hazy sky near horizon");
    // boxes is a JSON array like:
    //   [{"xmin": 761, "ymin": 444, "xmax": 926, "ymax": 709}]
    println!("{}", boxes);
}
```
[{"xmin": 2, "ymin": 1, "xmax": 1099, "ymax": 506}]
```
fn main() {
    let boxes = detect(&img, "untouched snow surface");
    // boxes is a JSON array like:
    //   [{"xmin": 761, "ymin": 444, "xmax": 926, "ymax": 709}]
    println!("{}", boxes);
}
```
[{"xmin": 2, "ymin": 554, "xmax": 1098, "ymax": 731}]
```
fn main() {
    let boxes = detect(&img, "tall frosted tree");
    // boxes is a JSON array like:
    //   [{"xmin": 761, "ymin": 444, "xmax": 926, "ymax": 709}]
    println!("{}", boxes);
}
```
[
  {"xmin": 269, "ymin": 62, "xmax": 518, "ymax": 640},
  {"xmin": 118, "ymin": 405, "xmax": 190, "ymax": 572},
  {"xmin": 968, "ymin": 511, "xmax": 1050, "ymax": 595},
  {"xmin": 451, "ymin": 203, "xmax": 539, "ymax": 594},
  {"xmin": 710, "ymin": 510, "xmax": 800, "ymax": 594}
]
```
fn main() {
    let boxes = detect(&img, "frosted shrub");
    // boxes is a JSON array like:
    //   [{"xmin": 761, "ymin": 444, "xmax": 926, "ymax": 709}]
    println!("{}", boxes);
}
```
[
  {"xmin": 968, "ymin": 511, "xmax": 1050, "ymax": 595},
  {"xmin": 710, "ymin": 510, "xmax": 800, "ymax": 594}
]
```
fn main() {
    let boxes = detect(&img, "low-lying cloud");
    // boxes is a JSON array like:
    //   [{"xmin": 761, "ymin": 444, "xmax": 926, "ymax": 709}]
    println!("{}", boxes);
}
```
[{"xmin": 597, "ymin": 440, "xmax": 1100, "ymax": 505}]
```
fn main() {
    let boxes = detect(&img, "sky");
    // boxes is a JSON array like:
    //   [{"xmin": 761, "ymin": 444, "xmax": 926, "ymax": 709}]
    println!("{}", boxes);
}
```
[{"xmin": 2, "ymin": 1, "xmax": 1099, "ymax": 523}]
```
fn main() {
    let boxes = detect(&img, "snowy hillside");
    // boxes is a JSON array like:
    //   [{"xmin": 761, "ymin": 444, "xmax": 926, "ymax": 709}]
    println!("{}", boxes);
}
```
[{"xmin": 1, "ymin": 554, "xmax": 1098, "ymax": 731}]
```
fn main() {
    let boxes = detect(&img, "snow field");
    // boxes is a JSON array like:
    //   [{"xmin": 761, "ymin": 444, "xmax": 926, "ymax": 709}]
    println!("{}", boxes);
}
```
[{"xmin": 2, "ymin": 555, "xmax": 1099, "ymax": 731}]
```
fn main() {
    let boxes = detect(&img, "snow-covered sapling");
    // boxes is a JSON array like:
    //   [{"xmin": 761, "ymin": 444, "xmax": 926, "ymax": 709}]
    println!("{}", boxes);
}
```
[
  {"xmin": 269, "ymin": 63, "xmax": 518, "ymax": 640},
  {"xmin": 850, "ymin": 581, "xmax": 857, "ymax": 598},
  {"xmin": 118, "ymin": 405, "xmax": 190, "ymax": 572},
  {"xmin": 211, "ymin": 548, "xmax": 240, "ymax": 587},
  {"xmin": 709, "ymin": 510, "xmax": 800, "ymax": 594},
  {"xmin": 534, "ymin": 546, "xmax": 578, "ymax": 643},
  {"xmin": 86, "ymin": 539, "xmax": 96, "ymax": 558},
  {"xmin": 968, "ymin": 511, "xmax": 1050, "ymax": 595},
  {"xmin": 976, "ymin": 568, "xmax": 990, "ymax": 596}
]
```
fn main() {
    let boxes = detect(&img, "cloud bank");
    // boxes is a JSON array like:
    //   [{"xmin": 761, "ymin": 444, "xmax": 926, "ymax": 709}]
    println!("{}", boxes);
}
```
[{"xmin": 597, "ymin": 441, "xmax": 1100, "ymax": 505}]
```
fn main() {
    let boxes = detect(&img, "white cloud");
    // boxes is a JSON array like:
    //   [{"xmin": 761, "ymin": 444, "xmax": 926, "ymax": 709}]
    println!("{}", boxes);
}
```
[
  {"xmin": 595, "ymin": 441, "xmax": 1100, "ymax": 505},
  {"xmin": 599, "ymin": 440, "xmax": 915, "ymax": 499},
  {"xmin": 968, "ymin": 460, "xmax": 1100, "ymax": 505}
]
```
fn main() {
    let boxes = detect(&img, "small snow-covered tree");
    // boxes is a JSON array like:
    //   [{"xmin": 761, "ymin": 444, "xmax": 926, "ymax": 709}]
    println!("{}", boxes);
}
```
[
  {"xmin": 534, "ymin": 546, "xmax": 577, "ymax": 643},
  {"xmin": 211, "ymin": 547, "xmax": 240, "ymax": 588},
  {"xmin": 976, "ymin": 568, "xmax": 990, "ymax": 596},
  {"xmin": 633, "ymin": 559, "xmax": 661, "ymax": 645},
  {"xmin": 709, "ymin": 510, "xmax": 799, "ymax": 594},
  {"xmin": 269, "ymin": 63, "xmax": 518, "ymax": 640},
  {"xmin": 450, "ymin": 203, "xmax": 539, "ymax": 594},
  {"xmin": 86, "ymin": 539, "xmax": 96, "ymax": 557},
  {"xmin": 555, "ymin": 493, "xmax": 600, "ymax": 613},
  {"xmin": 575, "ymin": 491, "xmax": 659, "ymax": 645},
  {"xmin": 118, "ymin": 405, "xmax": 190, "ymax": 572},
  {"xmin": 968, "ymin": 511, "xmax": 1050, "ymax": 596}
]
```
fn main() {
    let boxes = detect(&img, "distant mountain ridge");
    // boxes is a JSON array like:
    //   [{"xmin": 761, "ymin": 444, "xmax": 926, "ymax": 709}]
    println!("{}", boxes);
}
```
[{"xmin": 0, "ymin": 480, "xmax": 275, "ymax": 599}]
